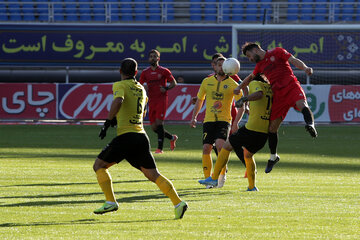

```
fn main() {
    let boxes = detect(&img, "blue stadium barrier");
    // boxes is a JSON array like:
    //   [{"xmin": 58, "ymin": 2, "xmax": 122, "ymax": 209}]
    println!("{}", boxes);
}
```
[
  {"xmin": 106, "ymin": 0, "xmax": 120, "ymax": 22},
  {"xmin": 245, "ymin": 0, "xmax": 259, "ymax": 21},
  {"xmin": 120, "ymin": 0, "xmax": 133, "ymax": 21},
  {"xmin": 163, "ymin": 0, "xmax": 174, "ymax": 21},
  {"xmin": 8, "ymin": 1, "xmax": 22, "ymax": 21},
  {"xmin": 64, "ymin": 0, "xmax": 78, "ymax": 21},
  {"xmin": 287, "ymin": 0, "xmax": 299, "ymax": 21},
  {"xmin": 148, "ymin": 0, "xmax": 161, "ymax": 21},
  {"xmin": 0, "ymin": 3, "xmax": 8, "ymax": 21},
  {"xmin": 134, "ymin": 0, "xmax": 147, "ymax": 21},
  {"xmin": 314, "ymin": 0, "xmax": 328, "ymax": 22},
  {"xmin": 232, "ymin": 0, "xmax": 244, "ymax": 21},
  {"xmin": 219, "ymin": 0, "xmax": 230, "ymax": 22},
  {"xmin": 93, "ymin": 0, "xmax": 106, "ymax": 22},
  {"xmin": 35, "ymin": 0, "xmax": 49, "ymax": 21},
  {"xmin": 204, "ymin": 0, "xmax": 217, "ymax": 21},
  {"xmin": 78, "ymin": 0, "xmax": 92, "ymax": 21},
  {"xmin": 21, "ymin": 0, "xmax": 36, "ymax": 21},
  {"xmin": 342, "ymin": 0, "xmax": 354, "ymax": 21},
  {"xmin": 190, "ymin": 0, "xmax": 201, "ymax": 21},
  {"xmin": 260, "ymin": 0, "xmax": 272, "ymax": 22}
]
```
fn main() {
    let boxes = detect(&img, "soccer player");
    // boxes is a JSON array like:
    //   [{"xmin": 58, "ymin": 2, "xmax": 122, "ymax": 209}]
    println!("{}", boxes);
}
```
[
  {"xmin": 139, "ymin": 49, "xmax": 178, "ymax": 154},
  {"xmin": 191, "ymin": 53, "xmax": 248, "ymax": 169},
  {"xmin": 93, "ymin": 58, "xmax": 188, "ymax": 219},
  {"xmin": 190, "ymin": 57, "xmax": 244, "ymax": 188},
  {"xmin": 199, "ymin": 73, "xmax": 273, "ymax": 191},
  {"xmin": 234, "ymin": 42, "xmax": 318, "ymax": 174}
]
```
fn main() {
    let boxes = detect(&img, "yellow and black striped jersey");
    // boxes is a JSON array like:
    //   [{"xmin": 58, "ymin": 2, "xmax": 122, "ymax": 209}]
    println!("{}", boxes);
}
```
[
  {"xmin": 197, "ymin": 75, "xmax": 243, "ymax": 123},
  {"xmin": 245, "ymin": 81, "xmax": 273, "ymax": 133},
  {"xmin": 113, "ymin": 78, "xmax": 147, "ymax": 136}
]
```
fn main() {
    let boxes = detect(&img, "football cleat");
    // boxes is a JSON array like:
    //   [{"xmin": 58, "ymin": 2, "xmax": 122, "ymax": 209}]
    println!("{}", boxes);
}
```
[
  {"xmin": 93, "ymin": 202, "xmax": 119, "ymax": 214},
  {"xmin": 265, "ymin": 156, "xmax": 280, "ymax": 173},
  {"xmin": 198, "ymin": 176, "xmax": 218, "ymax": 187},
  {"xmin": 154, "ymin": 149, "xmax": 164, "ymax": 154},
  {"xmin": 174, "ymin": 201, "xmax": 188, "ymax": 219},
  {"xmin": 217, "ymin": 174, "xmax": 226, "ymax": 188},
  {"xmin": 170, "ymin": 135, "xmax": 178, "ymax": 151},
  {"xmin": 247, "ymin": 186, "xmax": 259, "ymax": 192},
  {"xmin": 305, "ymin": 124, "xmax": 318, "ymax": 138}
]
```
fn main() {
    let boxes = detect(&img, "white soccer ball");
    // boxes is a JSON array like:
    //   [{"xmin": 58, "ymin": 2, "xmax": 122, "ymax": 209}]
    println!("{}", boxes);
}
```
[{"xmin": 222, "ymin": 58, "xmax": 240, "ymax": 75}]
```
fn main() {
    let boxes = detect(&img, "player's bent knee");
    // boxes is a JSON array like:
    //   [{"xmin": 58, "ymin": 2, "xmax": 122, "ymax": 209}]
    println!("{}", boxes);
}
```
[
  {"xmin": 141, "ymin": 167, "xmax": 160, "ymax": 182},
  {"xmin": 93, "ymin": 158, "xmax": 109, "ymax": 172}
]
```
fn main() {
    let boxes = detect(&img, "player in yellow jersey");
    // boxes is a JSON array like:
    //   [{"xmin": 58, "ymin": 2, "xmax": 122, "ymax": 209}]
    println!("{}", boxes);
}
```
[
  {"xmin": 199, "ymin": 73, "xmax": 273, "ymax": 191},
  {"xmin": 93, "ymin": 58, "xmax": 188, "ymax": 219},
  {"xmin": 190, "ymin": 57, "xmax": 244, "ymax": 188}
]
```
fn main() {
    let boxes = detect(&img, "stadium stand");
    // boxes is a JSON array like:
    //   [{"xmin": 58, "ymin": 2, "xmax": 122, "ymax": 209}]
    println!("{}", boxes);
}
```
[
  {"xmin": 189, "ymin": 0, "xmax": 201, "ymax": 21},
  {"xmin": 148, "ymin": 0, "xmax": 161, "ymax": 21},
  {"xmin": 232, "ymin": 0, "xmax": 244, "ymax": 21},
  {"xmin": 120, "ymin": 0, "xmax": 133, "ymax": 21},
  {"xmin": 314, "ymin": 0, "xmax": 327, "ymax": 22},
  {"xmin": 0, "ymin": 0, "xmax": 359, "ymax": 24}
]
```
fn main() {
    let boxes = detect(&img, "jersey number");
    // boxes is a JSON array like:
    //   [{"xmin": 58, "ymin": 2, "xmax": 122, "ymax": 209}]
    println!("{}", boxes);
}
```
[
  {"xmin": 137, "ymin": 97, "xmax": 143, "ymax": 114},
  {"xmin": 265, "ymin": 95, "xmax": 271, "ymax": 110}
]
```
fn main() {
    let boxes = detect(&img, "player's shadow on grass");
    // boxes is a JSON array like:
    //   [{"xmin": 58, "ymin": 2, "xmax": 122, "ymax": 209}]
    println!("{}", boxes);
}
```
[
  {"xmin": 0, "ymin": 218, "xmax": 171, "ymax": 228},
  {"xmin": 0, "ymin": 187, "xmax": 225, "ymax": 207},
  {"xmin": 0, "ymin": 179, "xmax": 148, "ymax": 188},
  {"xmin": 0, "ymin": 152, "xmax": 95, "ymax": 159},
  {"xmin": 267, "ymin": 161, "xmax": 360, "ymax": 172}
]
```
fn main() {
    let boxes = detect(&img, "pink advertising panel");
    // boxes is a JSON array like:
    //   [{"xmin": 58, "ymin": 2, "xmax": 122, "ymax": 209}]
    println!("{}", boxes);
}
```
[{"xmin": 0, "ymin": 83, "xmax": 56, "ymax": 119}]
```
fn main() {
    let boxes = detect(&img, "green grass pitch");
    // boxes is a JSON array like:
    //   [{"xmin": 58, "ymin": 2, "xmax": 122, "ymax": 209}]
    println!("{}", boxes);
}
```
[{"xmin": 0, "ymin": 124, "xmax": 359, "ymax": 239}]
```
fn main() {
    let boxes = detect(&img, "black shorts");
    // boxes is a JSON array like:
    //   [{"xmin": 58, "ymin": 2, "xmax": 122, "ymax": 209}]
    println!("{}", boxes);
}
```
[
  {"xmin": 97, "ymin": 132, "xmax": 156, "ymax": 170},
  {"xmin": 202, "ymin": 121, "xmax": 230, "ymax": 145},
  {"xmin": 229, "ymin": 126, "xmax": 268, "ymax": 154}
]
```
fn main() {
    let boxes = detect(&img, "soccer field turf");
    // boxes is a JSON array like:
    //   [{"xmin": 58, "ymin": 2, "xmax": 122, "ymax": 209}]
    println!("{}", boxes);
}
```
[{"xmin": 0, "ymin": 124, "xmax": 359, "ymax": 239}]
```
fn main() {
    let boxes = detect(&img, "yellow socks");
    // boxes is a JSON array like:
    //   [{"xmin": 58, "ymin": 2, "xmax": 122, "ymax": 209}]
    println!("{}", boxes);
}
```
[
  {"xmin": 155, "ymin": 175, "xmax": 181, "ymax": 206},
  {"xmin": 212, "ymin": 148, "xmax": 231, "ymax": 180},
  {"xmin": 202, "ymin": 154, "xmax": 212, "ymax": 178},
  {"xmin": 96, "ymin": 168, "xmax": 116, "ymax": 203},
  {"xmin": 220, "ymin": 165, "xmax": 227, "ymax": 175},
  {"xmin": 244, "ymin": 156, "xmax": 256, "ymax": 189}
]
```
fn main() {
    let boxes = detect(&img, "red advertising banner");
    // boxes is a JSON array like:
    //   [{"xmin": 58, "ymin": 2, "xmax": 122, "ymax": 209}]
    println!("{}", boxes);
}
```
[
  {"xmin": 0, "ymin": 83, "xmax": 56, "ymax": 119},
  {"xmin": 58, "ymin": 83, "xmax": 112, "ymax": 119},
  {"xmin": 166, "ymin": 84, "xmax": 206, "ymax": 121},
  {"xmin": 1, "ymin": 83, "xmax": 359, "ymax": 123},
  {"xmin": 329, "ymin": 86, "xmax": 360, "ymax": 122}
]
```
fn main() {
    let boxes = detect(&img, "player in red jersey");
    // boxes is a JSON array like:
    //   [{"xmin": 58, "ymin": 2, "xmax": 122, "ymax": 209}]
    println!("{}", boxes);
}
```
[
  {"xmin": 139, "ymin": 49, "xmax": 178, "ymax": 154},
  {"xmin": 234, "ymin": 42, "xmax": 318, "ymax": 173}
]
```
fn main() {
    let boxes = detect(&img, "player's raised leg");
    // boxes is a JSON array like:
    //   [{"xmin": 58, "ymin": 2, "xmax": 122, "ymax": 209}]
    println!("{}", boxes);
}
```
[
  {"xmin": 142, "ymin": 167, "xmax": 188, "ymax": 219},
  {"xmin": 266, "ymin": 118, "xmax": 281, "ymax": 173},
  {"xmin": 297, "ymin": 100, "xmax": 318, "ymax": 138}
]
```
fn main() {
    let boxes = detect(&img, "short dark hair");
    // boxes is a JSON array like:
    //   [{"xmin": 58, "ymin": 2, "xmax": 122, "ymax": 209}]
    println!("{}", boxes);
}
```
[
  {"xmin": 253, "ymin": 73, "xmax": 269, "ymax": 84},
  {"xmin": 242, "ymin": 42, "xmax": 261, "ymax": 55},
  {"xmin": 121, "ymin": 58, "xmax": 137, "ymax": 77},
  {"xmin": 149, "ymin": 49, "xmax": 160, "ymax": 57},
  {"xmin": 216, "ymin": 56, "xmax": 226, "ymax": 63},
  {"xmin": 212, "ymin": 53, "xmax": 224, "ymax": 61}
]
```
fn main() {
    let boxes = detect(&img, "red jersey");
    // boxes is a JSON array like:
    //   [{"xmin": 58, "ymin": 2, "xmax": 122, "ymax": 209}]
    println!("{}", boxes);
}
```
[
  {"xmin": 253, "ymin": 47, "xmax": 297, "ymax": 92},
  {"xmin": 139, "ymin": 66, "xmax": 175, "ymax": 100}
]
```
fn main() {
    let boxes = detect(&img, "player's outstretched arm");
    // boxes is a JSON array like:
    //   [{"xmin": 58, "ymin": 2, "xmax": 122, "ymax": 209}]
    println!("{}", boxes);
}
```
[
  {"xmin": 99, "ymin": 97, "xmax": 123, "ymax": 139},
  {"xmin": 288, "ymin": 56, "xmax": 313, "ymax": 76},
  {"xmin": 234, "ymin": 73, "xmax": 254, "ymax": 95}
]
